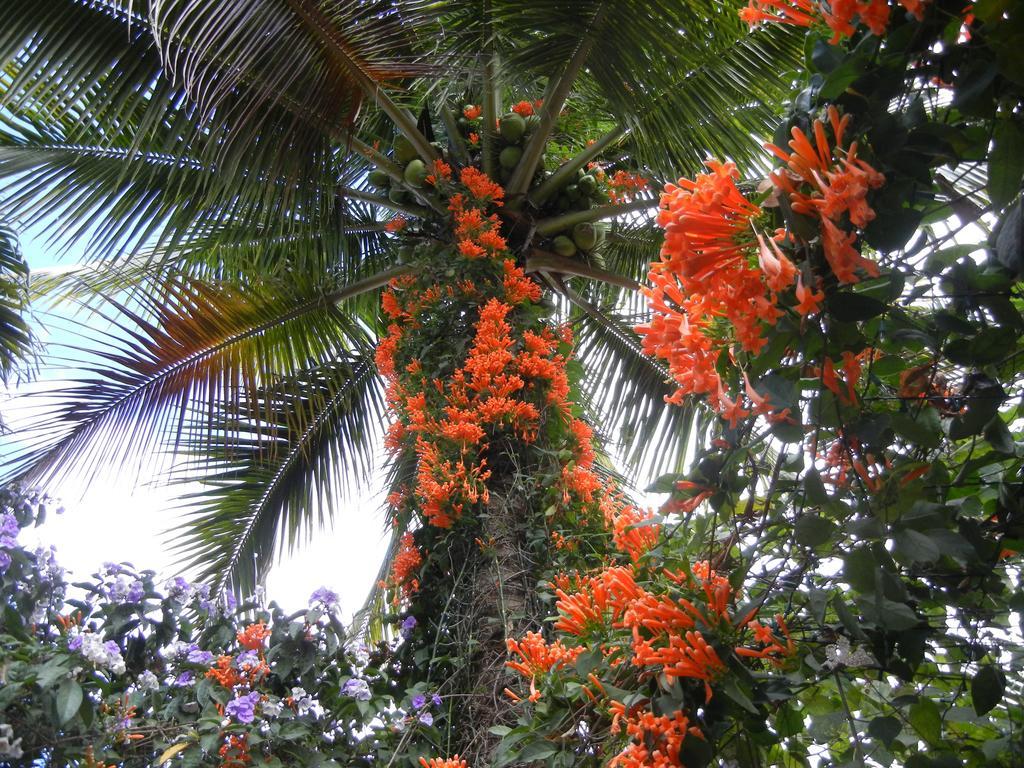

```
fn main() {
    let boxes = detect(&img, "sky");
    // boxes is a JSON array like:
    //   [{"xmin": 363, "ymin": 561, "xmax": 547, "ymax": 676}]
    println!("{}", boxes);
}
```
[{"xmin": 2, "ymin": 227, "xmax": 391, "ymax": 622}]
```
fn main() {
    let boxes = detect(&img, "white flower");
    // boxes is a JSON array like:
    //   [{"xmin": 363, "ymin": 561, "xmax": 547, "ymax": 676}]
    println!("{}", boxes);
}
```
[
  {"xmin": 136, "ymin": 670, "xmax": 160, "ymax": 691},
  {"xmin": 823, "ymin": 636, "xmax": 875, "ymax": 670},
  {"xmin": 290, "ymin": 686, "xmax": 317, "ymax": 715},
  {"xmin": 78, "ymin": 634, "xmax": 126, "ymax": 675},
  {"xmin": 262, "ymin": 697, "xmax": 284, "ymax": 717},
  {"xmin": 0, "ymin": 724, "xmax": 23, "ymax": 759}
]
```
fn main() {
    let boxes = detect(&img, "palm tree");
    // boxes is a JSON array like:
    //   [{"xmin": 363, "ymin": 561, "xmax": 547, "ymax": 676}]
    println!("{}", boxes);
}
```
[{"xmin": 0, "ymin": 0, "xmax": 802, "ymax": 761}]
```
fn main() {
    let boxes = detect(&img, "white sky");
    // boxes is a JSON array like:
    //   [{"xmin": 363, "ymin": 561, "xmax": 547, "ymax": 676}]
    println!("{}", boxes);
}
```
[{"xmin": 2, "ymin": 229, "xmax": 391, "ymax": 622}]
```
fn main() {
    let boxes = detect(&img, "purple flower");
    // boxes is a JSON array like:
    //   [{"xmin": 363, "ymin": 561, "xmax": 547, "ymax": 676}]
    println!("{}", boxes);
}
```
[
  {"xmin": 173, "ymin": 671, "xmax": 194, "ymax": 687},
  {"xmin": 309, "ymin": 587, "xmax": 340, "ymax": 611},
  {"xmin": 236, "ymin": 650, "xmax": 259, "ymax": 668},
  {"xmin": 418, "ymin": 711, "xmax": 434, "ymax": 726},
  {"xmin": 400, "ymin": 615, "xmax": 417, "ymax": 639},
  {"xmin": 187, "ymin": 648, "xmax": 214, "ymax": 664},
  {"xmin": 126, "ymin": 580, "xmax": 145, "ymax": 603},
  {"xmin": 67, "ymin": 634, "xmax": 83, "ymax": 651},
  {"xmin": 0, "ymin": 513, "xmax": 18, "ymax": 538},
  {"xmin": 411, "ymin": 694, "xmax": 426, "ymax": 710},
  {"xmin": 225, "ymin": 691, "xmax": 262, "ymax": 724},
  {"xmin": 341, "ymin": 678, "xmax": 371, "ymax": 701},
  {"xmin": 431, "ymin": 694, "xmax": 442, "ymax": 708},
  {"xmin": 0, "ymin": 551, "xmax": 10, "ymax": 573}
]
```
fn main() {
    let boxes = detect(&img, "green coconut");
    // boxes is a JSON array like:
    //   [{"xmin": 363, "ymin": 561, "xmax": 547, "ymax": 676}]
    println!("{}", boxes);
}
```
[
  {"xmin": 368, "ymin": 169, "xmax": 391, "ymax": 189},
  {"xmin": 552, "ymin": 235, "xmax": 577, "ymax": 257},
  {"xmin": 404, "ymin": 159, "xmax": 428, "ymax": 188},
  {"xmin": 578, "ymin": 174, "xmax": 597, "ymax": 196},
  {"xmin": 499, "ymin": 113, "xmax": 526, "ymax": 142},
  {"xmin": 394, "ymin": 135, "xmax": 418, "ymax": 164},
  {"xmin": 499, "ymin": 145, "xmax": 523, "ymax": 170},
  {"xmin": 572, "ymin": 222, "xmax": 599, "ymax": 251}
]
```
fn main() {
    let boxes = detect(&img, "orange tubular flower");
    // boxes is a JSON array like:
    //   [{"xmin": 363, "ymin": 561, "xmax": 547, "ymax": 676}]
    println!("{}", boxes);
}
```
[
  {"xmin": 511, "ymin": 100, "xmax": 534, "ymax": 117},
  {"xmin": 463, "ymin": 105, "xmax": 481, "ymax": 120},
  {"xmin": 794, "ymin": 274, "xmax": 825, "ymax": 316},
  {"xmin": 237, "ymin": 622, "xmax": 271, "ymax": 651},
  {"xmin": 506, "ymin": 632, "xmax": 583, "ymax": 680},
  {"xmin": 420, "ymin": 757, "xmax": 469, "ymax": 768},
  {"xmin": 610, "ymin": 705, "xmax": 699, "ymax": 768},
  {"xmin": 767, "ymin": 106, "xmax": 884, "ymax": 284},
  {"xmin": 739, "ymin": 0, "xmax": 817, "ymax": 29}
]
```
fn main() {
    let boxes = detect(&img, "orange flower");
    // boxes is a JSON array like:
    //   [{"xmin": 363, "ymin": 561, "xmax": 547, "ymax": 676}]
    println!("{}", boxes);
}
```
[
  {"xmin": 468, "ymin": 132, "xmax": 479, "ymax": 145},
  {"xmin": 739, "ymin": 0, "xmax": 817, "ymax": 28},
  {"xmin": 385, "ymin": 215, "xmax": 408, "ymax": 233},
  {"xmin": 462, "ymin": 105, "xmax": 481, "ymax": 120},
  {"xmin": 506, "ymin": 631, "xmax": 583, "ymax": 679},
  {"xmin": 420, "ymin": 757, "xmax": 469, "ymax": 768},
  {"xmin": 237, "ymin": 622, "xmax": 271, "ymax": 651},
  {"xmin": 511, "ymin": 100, "xmax": 534, "ymax": 117},
  {"xmin": 794, "ymin": 274, "xmax": 825, "ymax": 316},
  {"xmin": 459, "ymin": 167, "xmax": 504, "ymax": 205}
]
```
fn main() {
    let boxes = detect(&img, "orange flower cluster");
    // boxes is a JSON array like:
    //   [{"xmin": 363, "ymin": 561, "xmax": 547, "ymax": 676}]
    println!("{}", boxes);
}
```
[
  {"xmin": 609, "ymin": 703, "xmax": 701, "ymax": 768},
  {"xmin": 735, "ymin": 615, "xmax": 795, "ymax": 663},
  {"xmin": 608, "ymin": 170, "xmax": 649, "ymax": 204},
  {"xmin": 605, "ymin": 501, "xmax": 661, "ymax": 563},
  {"xmin": 741, "ymin": 0, "xmax": 928, "ymax": 42},
  {"xmin": 426, "ymin": 159, "xmax": 452, "ymax": 186},
  {"xmin": 511, "ymin": 100, "xmax": 535, "ymax": 117},
  {"xmin": 377, "ymin": 169, "xmax": 598, "ymax": 534},
  {"xmin": 767, "ymin": 106, "xmax": 885, "ymax": 283},
  {"xmin": 506, "ymin": 631, "xmax": 583, "ymax": 684},
  {"xmin": 206, "ymin": 651, "xmax": 270, "ymax": 689},
  {"xmin": 237, "ymin": 622, "xmax": 271, "ymax": 651},
  {"xmin": 387, "ymin": 532, "xmax": 423, "ymax": 598},
  {"xmin": 636, "ymin": 161, "xmax": 795, "ymax": 425},
  {"xmin": 385, "ymin": 216, "xmax": 407, "ymax": 233},
  {"xmin": 463, "ymin": 105, "xmax": 481, "ymax": 120},
  {"xmin": 420, "ymin": 757, "xmax": 468, "ymax": 768},
  {"xmin": 219, "ymin": 735, "xmax": 250, "ymax": 768}
]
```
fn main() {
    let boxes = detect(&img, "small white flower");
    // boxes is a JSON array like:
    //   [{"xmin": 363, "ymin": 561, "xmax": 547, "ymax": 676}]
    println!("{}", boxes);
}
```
[
  {"xmin": 823, "ymin": 636, "xmax": 875, "ymax": 670},
  {"xmin": 262, "ymin": 697, "xmax": 284, "ymax": 717},
  {"xmin": 136, "ymin": 670, "xmax": 160, "ymax": 691},
  {"xmin": 0, "ymin": 724, "xmax": 23, "ymax": 759}
]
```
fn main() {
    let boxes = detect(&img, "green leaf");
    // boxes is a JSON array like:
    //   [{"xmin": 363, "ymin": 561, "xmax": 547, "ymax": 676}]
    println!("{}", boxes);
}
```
[
  {"xmin": 803, "ymin": 471, "xmax": 829, "ymax": 505},
  {"xmin": 517, "ymin": 741, "xmax": 559, "ymax": 761},
  {"xmin": 878, "ymin": 600, "xmax": 920, "ymax": 631},
  {"xmin": 825, "ymin": 292, "xmax": 888, "ymax": 322},
  {"xmin": 720, "ymin": 677, "xmax": 759, "ymax": 714},
  {"xmin": 908, "ymin": 698, "xmax": 942, "ymax": 746},
  {"xmin": 843, "ymin": 548, "xmax": 878, "ymax": 593},
  {"xmin": 868, "ymin": 715, "xmax": 902, "ymax": 747},
  {"xmin": 56, "ymin": 678, "xmax": 83, "ymax": 725},
  {"xmin": 971, "ymin": 665, "xmax": 1005, "ymax": 716},
  {"xmin": 989, "ymin": 117, "xmax": 1024, "ymax": 210},
  {"xmin": 775, "ymin": 703, "xmax": 805, "ymax": 737},
  {"xmin": 795, "ymin": 515, "xmax": 837, "ymax": 547},
  {"xmin": 891, "ymin": 407, "xmax": 942, "ymax": 449},
  {"xmin": 894, "ymin": 529, "xmax": 941, "ymax": 564},
  {"xmin": 983, "ymin": 415, "xmax": 1016, "ymax": 454}
]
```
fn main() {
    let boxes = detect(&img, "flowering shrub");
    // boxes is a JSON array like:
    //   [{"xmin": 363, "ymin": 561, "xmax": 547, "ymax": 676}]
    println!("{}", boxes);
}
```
[{"xmin": 0, "ymin": 486, "xmax": 445, "ymax": 767}]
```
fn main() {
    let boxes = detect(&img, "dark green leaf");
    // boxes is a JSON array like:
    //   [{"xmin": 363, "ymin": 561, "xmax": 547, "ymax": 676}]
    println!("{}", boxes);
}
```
[
  {"xmin": 795, "ymin": 515, "xmax": 837, "ymax": 547},
  {"xmin": 894, "ymin": 529, "xmax": 941, "ymax": 564},
  {"xmin": 971, "ymin": 665, "xmax": 1005, "ymax": 716},
  {"xmin": 908, "ymin": 698, "xmax": 942, "ymax": 746},
  {"xmin": 868, "ymin": 715, "xmax": 902, "ymax": 747},
  {"xmin": 56, "ymin": 678, "xmax": 83, "ymax": 725},
  {"xmin": 989, "ymin": 118, "xmax": 1024, "ymax": 210},
  {"xmin": 843, "ymin": 548, "xmax": 878, "ymax": 593}
]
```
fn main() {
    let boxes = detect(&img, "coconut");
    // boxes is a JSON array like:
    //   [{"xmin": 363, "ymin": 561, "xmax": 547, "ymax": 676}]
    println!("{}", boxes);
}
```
[
  {"xmin": 572, "ymin": 222, "xmax": 599, "ymax": 251},
  {"xmin": 404, "ymin": 159, "xmax": 428, "ymax": 188},
  {"xmin": 499, "ymin": 113, "xmax": 526, "ymax": 142},
  {"xmin": 578, "ymin": 174, "xmax": 597, "ymax": 196},
  {"xmin": 368, "ymin": 170, "xmax": 391, "ymax": 189},
  {"xmin": 552, "ymin": 235, "xmax": 577, "ymax": 257},
  {"xmin": 499, "ymin": 145, "xmax": 523, "ymax": 169},
  {"xmin": 394, "ymin": 135, "xmax": 418, "ymax": 164}
]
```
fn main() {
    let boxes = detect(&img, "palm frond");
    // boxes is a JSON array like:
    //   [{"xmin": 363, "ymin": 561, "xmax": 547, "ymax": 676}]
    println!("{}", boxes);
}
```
[
  {"xmin": 2, "ymin": 274, "xmax": 372, "ymax": 486},
  {"xmin": 170, "ymin": 356, "xmax": 385, "ymax": 594},
  {"xmin": 0, "ymin": 223, "xmax": 33, "ymax": 386},
  {"xmin": 573, "ymin": 302, "xmax": 703, "ymax": 481}
]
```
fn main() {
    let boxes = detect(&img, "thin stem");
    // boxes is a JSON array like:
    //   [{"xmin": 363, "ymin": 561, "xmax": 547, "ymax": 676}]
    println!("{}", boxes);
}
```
[
  {"xmin": 338, "ymin": 187, "xmax": 430, "ymax": 219},
  {"xmin": 481, "ymin": 1, "xmax": 499, "ymax": 179},
  {"xmin": 326, "ymin": 265, "xmax": 413, "ymax": 305},
  {"xmin": 533, "ymin": 198, "xmax": 655, "ymax": 237},
  {"xmin": 835, "ymin": 671, "xmax": 867, "ymax": 767},
  {"xmin": 528, "ymin": 126, "xmax": 627, "ymax": 207},
  {"xmin": 441, "ymin": 106, "xmax": 469, "ymax": 167},
  {"xmin": 288, "ymin": 0, "xmax": 437, "ymax": 163},
  {"xmin": 526, "ymin": 251, "xmax": 640, "ymax": 291},
  {"xmin": 505, "ymin": 4, "xmax": 608, "ymax": 200},
  {"xmin": 348, "ymin": 136, "xmax": 403, "ymax": 181}
]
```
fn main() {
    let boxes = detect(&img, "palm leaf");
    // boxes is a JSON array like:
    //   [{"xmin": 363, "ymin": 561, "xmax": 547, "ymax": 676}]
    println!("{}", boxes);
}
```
[
  {"xmin": 0, "ymin": 223, "xmax": 33, "ymax": 387},
  {"xmin": 2, "ymin": 274, "xmax": 373, "ymax": 485},
  {"xmin": 170, "ymin": 355, "xmax": 384, "ymax": 593}
]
